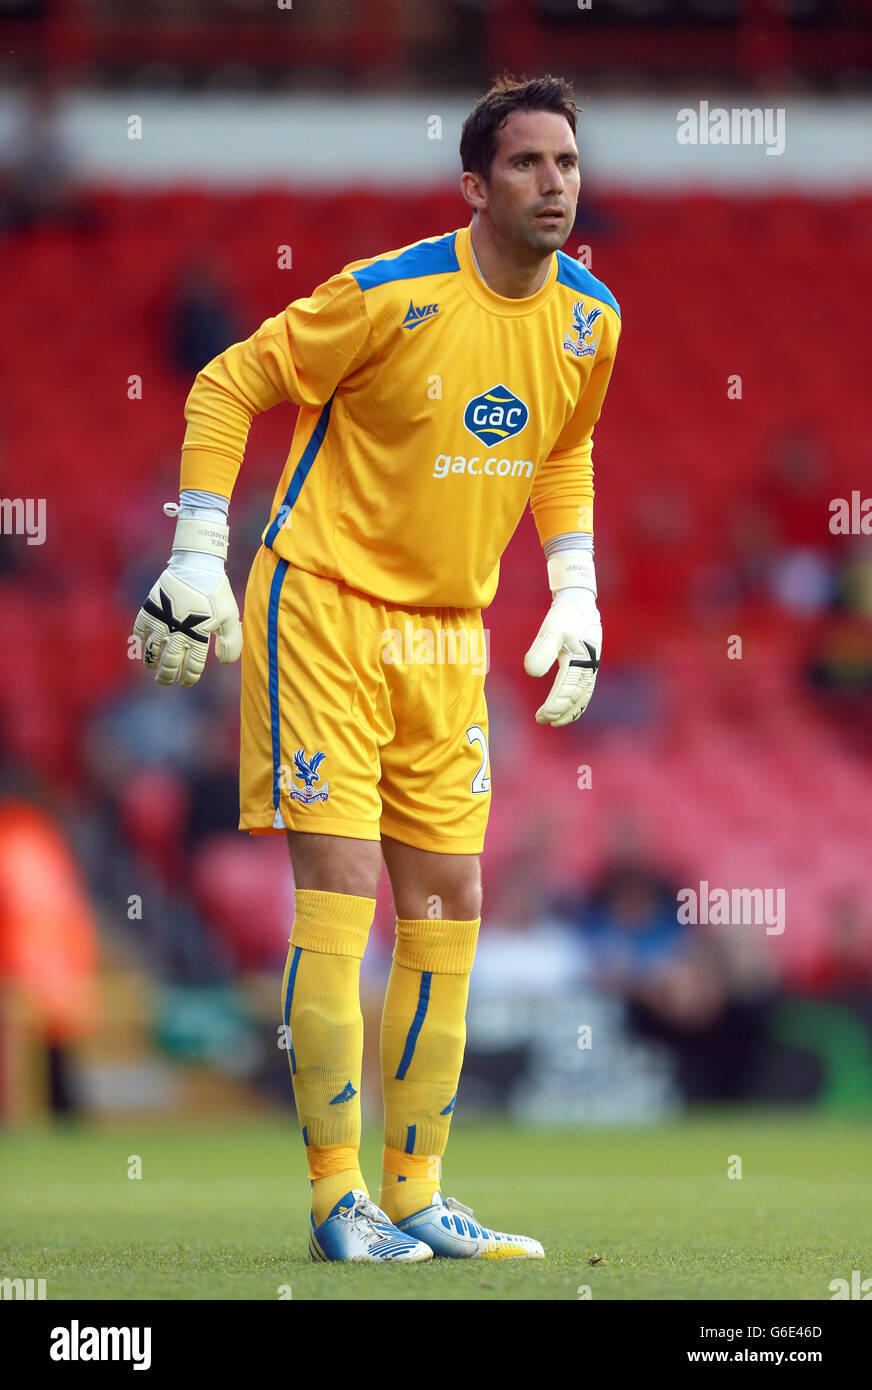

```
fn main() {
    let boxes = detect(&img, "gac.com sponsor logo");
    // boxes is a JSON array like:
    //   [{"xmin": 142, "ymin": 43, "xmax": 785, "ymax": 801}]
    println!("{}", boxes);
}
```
[{"xmin": 433, "ymin": 454, "xmax": 533, "ymax": 480}]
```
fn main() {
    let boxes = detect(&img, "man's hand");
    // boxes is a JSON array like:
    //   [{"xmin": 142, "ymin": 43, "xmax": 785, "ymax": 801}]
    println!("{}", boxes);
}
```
[
  {"xmin": 524, "ymin": 587, "xmax": 601, "ymax": 726},
  {"xmin": 133, "ymin": 504, "xmax": 242, "ymax": 687}
]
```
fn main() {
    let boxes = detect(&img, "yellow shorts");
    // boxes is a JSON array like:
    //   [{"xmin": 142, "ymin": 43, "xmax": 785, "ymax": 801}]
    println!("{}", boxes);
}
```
[{"xmin": 239, "ymin": 546, "xmax": 491, "ymax": 854}]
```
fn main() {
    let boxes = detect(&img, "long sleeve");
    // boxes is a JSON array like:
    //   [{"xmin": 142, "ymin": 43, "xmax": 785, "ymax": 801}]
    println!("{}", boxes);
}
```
[
  {"xmin": 179, "ymin": 271, "xmax": 372, "ymax": 497},
  {"xmin": 529, "ymin": 318, "xmax": 621, "ymax": 545}
]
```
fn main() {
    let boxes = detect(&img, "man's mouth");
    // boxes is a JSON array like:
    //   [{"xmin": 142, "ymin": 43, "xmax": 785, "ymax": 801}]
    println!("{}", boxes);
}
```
[{"xmin": 535, "ymin": 208, "xmax": 565, "ymax": 225}]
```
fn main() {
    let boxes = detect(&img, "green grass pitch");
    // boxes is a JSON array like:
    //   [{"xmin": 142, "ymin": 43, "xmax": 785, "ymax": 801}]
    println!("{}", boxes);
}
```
[{"xmin": 2, "ymin": 1111, "xmax": 870, "ymax": 1300}]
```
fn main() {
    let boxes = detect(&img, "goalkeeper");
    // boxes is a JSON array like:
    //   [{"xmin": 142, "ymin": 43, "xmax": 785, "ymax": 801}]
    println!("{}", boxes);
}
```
[{"xmin": 135, "ymin": 73, "xmax": 620, "ymax": 1263}]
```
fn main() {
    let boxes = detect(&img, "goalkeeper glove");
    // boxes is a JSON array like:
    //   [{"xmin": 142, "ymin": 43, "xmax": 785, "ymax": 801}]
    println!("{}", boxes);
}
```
[
  {"xmin": 524, "ymin": 549, "xmax": 601, "ymax": 726},
  {"xmin": 133, "ymin": 500, "xmax": 242, "ymax": 687}
]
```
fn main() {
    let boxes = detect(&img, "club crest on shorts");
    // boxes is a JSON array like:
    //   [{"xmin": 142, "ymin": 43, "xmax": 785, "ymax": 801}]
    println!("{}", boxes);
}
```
[
  {"xmin": 287, "ymin": 748, "xmax": 330, "ymax": 804},
  {"xmin": 563, "ymin": 300, "xmax": 601, "ymax": 358}
]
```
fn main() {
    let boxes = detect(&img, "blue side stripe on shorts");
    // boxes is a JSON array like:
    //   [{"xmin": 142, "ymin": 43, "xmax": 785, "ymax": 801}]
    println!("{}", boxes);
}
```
[
  {"xmin": 395, "ymin": 973, "xmax": 432, "ymax": 1080},
  {"xmin": 264, "ymin": 393, "xmax": 335, "ymax": 549},
  {"xmin": 267, "ymin": 557, "xmax": 290, "ymax": 811}
]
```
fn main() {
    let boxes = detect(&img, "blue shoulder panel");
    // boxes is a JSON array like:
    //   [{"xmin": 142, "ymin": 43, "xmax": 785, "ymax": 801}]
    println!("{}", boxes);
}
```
[
  {"xmin": 352, "ymin": 232, "xmax": 460, "ymax": 291},
  {"xmin": 556, "ymin": 252, "xmax": 621, "ymax": 318}
]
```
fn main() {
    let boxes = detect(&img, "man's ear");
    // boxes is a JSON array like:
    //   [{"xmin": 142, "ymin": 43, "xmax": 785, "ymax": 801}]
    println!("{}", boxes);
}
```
[{"xmin": 460, "ymin": 170, "xmax": 488, "ymax": 213}]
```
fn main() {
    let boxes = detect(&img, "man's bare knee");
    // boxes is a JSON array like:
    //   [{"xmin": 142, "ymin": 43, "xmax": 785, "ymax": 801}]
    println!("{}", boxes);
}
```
[
  {"xmin": 285, "ymin": 830, "xmax": 382, "ymax": 899},
  {"xmin": 381, "ymin": 835, "xmax": 482, "ymax": 920},
  {"xmin": 444, "ymin": 874, "xmax": 482, "ymax": 922}
]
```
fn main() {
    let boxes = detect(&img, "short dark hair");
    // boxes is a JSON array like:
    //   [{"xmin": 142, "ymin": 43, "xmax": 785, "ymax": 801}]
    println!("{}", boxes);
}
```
[{"xmin": 460, "ymin": 73, "xmax": 578, "ymax": 183}]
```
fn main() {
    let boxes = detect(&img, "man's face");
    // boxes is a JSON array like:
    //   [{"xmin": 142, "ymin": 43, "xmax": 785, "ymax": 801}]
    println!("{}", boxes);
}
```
[{"xmin": 480, "ymin": 109, "xmax": 580, "ymax": 254}]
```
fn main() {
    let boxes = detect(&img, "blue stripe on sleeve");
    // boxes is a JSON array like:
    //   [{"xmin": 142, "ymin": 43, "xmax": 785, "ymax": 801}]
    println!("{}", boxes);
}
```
[
  {"xmin": 555, "ymin": 252, "xmax": 621, "ymax": 317},
  {"xmin": 351, "ymin": 233, "xmax": 459, "ymax": 291},
  {"xmin": 264, "ymin": 393, "xmax": 335, "ymax": 549}
]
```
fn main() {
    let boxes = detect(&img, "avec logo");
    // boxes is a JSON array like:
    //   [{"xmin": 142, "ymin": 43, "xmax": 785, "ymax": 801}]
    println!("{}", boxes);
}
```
[{"xmin": 402, "ymin": 300, "xmax": 439, "ymax": 329}]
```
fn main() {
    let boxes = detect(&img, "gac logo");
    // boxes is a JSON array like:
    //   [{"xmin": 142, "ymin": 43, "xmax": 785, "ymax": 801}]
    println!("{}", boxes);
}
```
[{"xmin": 463, "ymin": 385, "xmax": 529, "ymax": 447}]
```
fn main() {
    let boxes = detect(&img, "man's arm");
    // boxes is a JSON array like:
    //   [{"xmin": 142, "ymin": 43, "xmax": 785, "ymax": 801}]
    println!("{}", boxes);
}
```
[
  {"xmin": 528, "ymin": 339, "xmax": 619, "ymax": 547},
  {"xmin": 524, "ymin": 311, "xmax": 621, "ymax": 725},
  {"xmin": 179, "ymin": 270, "xmax": 372, "ymax": 498},
  {"xmin": 134, "ymin": 271, "xmax": 372, "ymax": 686}
]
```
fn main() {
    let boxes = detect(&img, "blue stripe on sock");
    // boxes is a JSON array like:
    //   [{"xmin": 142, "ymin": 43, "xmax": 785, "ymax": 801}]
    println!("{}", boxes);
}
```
[
  {"xmin": 395, "ymin": 972, "xmax": 432, "ymax": 1080},
  {"xmin": 405, "ymin": 1124, "xmax": 416, "ymax": 1153},
  {"xmin": 284, "ymin": 945, "xmax": 302, "ymax": 1075},
  {"xmin": 302, "ymin": 1125, "xmax": 308, "ymax": 1146}
]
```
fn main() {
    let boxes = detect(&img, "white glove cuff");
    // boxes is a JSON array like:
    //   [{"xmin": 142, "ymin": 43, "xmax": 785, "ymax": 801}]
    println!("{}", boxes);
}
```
[
  {"xmin": 553, "ymin": 585, "xmax": 598, "ymax": 610},
  {"xmin": 163, "ymin": 502, "xmax": 229, "ymax": 561},
  {"xmin": 547, "ymin": 550, "xmax": 597, "ymax": 596}
]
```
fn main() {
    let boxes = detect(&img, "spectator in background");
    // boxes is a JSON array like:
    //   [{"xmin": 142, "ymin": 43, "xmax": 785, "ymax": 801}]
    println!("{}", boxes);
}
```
[
  {"xmin": 563, "ymin": 847, "xmax": 773, "ymax": 1101},
  {"xmin": 0, "ymin": 449, "xmax": 25, "ymax": 580},
  {"xmin": 169, "ymin": 263, "xmax": 239, "ymax": 377},
  {"xmin": 728, "ymin": 424, "xmax": 837, "ymax": 614},
  {"xmin": 0, "ymin": 84, "xmax": 94, "ymax": 237},
  {"xmin": 803, "ymin": 541, "xmax": 872, "ymax": 757},
  {"xmin": 471, "ymin": 821, "xmax": 587, "ymax": 1000},
  {"xmin": 573, "ymin": 856, "xmax": 689, "ymax": 988},
  {"xmin": 803, "ymin": 889, "xmax": 872, "ymax": 998},
  {"xmin": 0, "ymin": 763, "xmax": 98, "ymax": 1117},
  {"xmin": 755, "ymin": 426, "xmax": 834, "ymax": 553}
]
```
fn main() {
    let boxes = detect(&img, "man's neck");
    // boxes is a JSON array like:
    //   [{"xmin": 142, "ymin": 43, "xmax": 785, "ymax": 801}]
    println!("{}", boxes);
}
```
[{"xmin": 469, "ymin": 220, "xmax": 552, "ymax": 299}]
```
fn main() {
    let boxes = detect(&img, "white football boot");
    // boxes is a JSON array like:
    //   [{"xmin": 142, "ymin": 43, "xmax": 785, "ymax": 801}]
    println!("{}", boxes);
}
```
[
  {"xmin": 308, "ymin": 1190, "xmax": 433, "ymax": 1263},
  {"xmin": 395, "ymin": 1193, "xmax": 544, "ymax": 1259}
]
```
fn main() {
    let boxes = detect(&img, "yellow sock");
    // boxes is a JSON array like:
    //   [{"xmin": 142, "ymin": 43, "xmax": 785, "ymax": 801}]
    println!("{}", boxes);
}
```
[
  {"xmin": 281, "ymin": 887, "xmax": 375, "ymax": 1226},
  {"xmin": 379, "ymin": 916, "xmax": 479, "ymax": 1223}
]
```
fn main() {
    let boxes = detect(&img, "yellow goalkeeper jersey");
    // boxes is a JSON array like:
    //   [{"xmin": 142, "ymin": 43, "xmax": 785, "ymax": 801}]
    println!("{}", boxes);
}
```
[{"xmin": 180, "ymin": 223, "xmax": 621, "ymax": 609}]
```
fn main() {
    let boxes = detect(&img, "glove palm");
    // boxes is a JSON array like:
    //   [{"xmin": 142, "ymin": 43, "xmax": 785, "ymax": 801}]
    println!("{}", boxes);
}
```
[
  {"xmin": 134, "ymin": 504, "xmax": 242, "ymax": 687},
  {"xmin": 524, "ymin": 590, "xmax": 601, "ymax": 726}
]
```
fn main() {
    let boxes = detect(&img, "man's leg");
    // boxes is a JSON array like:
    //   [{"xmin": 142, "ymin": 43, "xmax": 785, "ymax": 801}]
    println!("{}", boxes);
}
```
[
  {"xmin": 282, "ymin": 830, "xmax": 382, "ymax": 1224},
  {"xmin": 377, "ymin": 834, "xmax": 481, "ymax": 1222}
]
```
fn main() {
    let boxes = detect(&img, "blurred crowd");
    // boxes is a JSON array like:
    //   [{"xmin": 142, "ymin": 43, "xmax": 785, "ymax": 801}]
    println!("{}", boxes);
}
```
[{"xmin": 1, "ymin": 1, "xmax": 869, "ymax": 95}]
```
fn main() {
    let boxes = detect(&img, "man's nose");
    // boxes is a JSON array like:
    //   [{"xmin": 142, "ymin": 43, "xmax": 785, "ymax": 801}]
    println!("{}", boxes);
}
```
[{"xmin": 540, "ymin": 162, "xmax": 565, "ymax": 193}]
